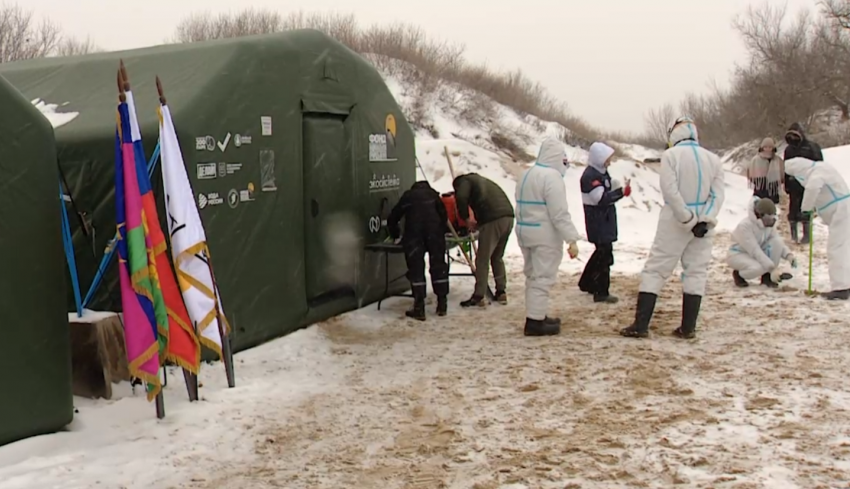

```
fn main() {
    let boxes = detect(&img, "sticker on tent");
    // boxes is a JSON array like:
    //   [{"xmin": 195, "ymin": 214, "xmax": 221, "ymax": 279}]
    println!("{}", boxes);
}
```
[
  {"xmin": 259, "ymin": 150, "xmax": 276, "ymax": 192},
  {"xmin": 240, "ymin": 182, "xmax": 255, "ymax": 202},
  {"xmin": 227, "ymin": 189, "xmax": 239, "ymax": 208},
  {"xmin": 235, "ymin": 134, "xmax": 252, "ymax": 147},
  {"xmin": 368, "ymin": 215, "xmax": 381, "ymax": 233},
  {"xmin": 368, "ymin": 134, "xmax": 397, "ymax": 162},
  {"xmin": 196, "ymin": 135, "xmax": 215, "ymax": 151},
  {"xmin": 197, "ymin": 163, "xmax": 217, "ymax": 180},
  {"xmin": 261, "ymin": 116, "xmax": 272, "ymax": 136},
  {"xmin": 369, "ymin": 114, "xmax": 398, "ymax": 161},
  {"xmin": 369, "ymin": 173, "xmax": 401, "ymax": 193},
  {"xmin": 199, "ymin": 192, "xmax": 224, "ymax": 209}
]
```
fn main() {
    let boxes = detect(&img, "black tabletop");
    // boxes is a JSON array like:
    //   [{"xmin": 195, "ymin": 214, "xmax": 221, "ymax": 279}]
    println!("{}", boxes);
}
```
[{"xmin": 364, "ymin": 242, "xmax": 405, "ymax": 253}]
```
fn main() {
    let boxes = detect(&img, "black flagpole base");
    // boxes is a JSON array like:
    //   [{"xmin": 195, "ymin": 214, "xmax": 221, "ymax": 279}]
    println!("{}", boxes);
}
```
[
  {"xmin": 182, "ymin": 369, "xmax": 199, "ymax": 402},
  {"xmin": 223, "ymin": 336, "xmax": 235, "ymax": 388},
  {"xmin": 155, "ymin": 391, "xmax": 165, "ymax": 419}
]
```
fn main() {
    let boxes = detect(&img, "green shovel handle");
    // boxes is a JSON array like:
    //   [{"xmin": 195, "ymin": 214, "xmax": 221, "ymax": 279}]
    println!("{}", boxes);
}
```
[{"xmin": 808, "ymin": 219, "xmax": 814, "ymax": 293}]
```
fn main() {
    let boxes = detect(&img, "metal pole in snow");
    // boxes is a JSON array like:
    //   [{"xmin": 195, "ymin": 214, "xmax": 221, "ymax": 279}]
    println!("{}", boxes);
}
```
[{"xmin": 204, "ymin": 246, "xmax": 236, "ymax": 388}]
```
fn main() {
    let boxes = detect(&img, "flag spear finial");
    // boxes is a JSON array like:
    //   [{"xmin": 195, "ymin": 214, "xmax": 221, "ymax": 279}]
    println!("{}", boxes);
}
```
[
  {"xmin": 117, "ymin": 69, "xmax": 126, "ymax": 102},
  {"xmin": 155, "ymin": 76, "xmax": 166, "ymax": 105},
  {"xmin": 119, "ymin": 59, "xmax": 130, "ymax": 91}
]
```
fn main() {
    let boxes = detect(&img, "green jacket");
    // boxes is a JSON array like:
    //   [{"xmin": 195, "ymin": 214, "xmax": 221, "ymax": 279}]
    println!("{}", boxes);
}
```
[{"xmin": 452, "ymin": 173, "xmax": 515, "ymax": 226}]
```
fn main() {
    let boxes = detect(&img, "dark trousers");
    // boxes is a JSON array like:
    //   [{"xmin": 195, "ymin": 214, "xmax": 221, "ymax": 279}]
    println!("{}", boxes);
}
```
[
  {"xmin": 404, "ymin": 233, "xmax": 449, "ymax": 301},
  {"xmin": 787, "ymin": 190, "xmax": 808, "ymax": 222},
  {"xmin": 578, "ymin": 243, "xmax": 614, "ymax": 296}
]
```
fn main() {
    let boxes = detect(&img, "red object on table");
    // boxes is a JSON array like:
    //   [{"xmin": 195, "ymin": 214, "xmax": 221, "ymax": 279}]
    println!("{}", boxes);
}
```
[{"xmin": 441, "ymin": 192, "xmax": 474, "ymax": 230}]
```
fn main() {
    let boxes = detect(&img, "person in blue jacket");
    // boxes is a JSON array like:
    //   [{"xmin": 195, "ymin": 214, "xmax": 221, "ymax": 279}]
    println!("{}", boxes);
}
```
[{"xmin": 578, "ymin": 142, "xmax": 631, "ymax": 303}]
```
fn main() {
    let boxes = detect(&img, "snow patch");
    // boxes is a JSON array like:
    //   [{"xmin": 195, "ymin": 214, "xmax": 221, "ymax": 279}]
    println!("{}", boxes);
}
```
[
  {"xmin": 31, "ymin": 99, "xmax": 79, "ymax": 128},
  {"xmin": 67, "ymin": 309, "xmax": 118, "ymax": 323}
]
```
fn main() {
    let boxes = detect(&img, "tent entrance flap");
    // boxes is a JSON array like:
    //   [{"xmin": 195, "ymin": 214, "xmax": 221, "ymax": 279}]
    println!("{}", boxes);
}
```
[{"xmin": 302, "ymin": 113, "xmax": 356, "ymax": 305}]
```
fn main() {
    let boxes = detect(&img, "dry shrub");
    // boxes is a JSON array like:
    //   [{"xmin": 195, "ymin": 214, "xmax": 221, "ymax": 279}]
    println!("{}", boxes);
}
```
[
  {"xmin": 491, "ymin": 132, "xmax": 534, "ymax": 162},
  {"xmin": 172, "ymin": 10, "xmax": 607, "ymax": 145},
  {"xmin": 638, "ymin": 1, "xmax": 850, "ymax": 151}
]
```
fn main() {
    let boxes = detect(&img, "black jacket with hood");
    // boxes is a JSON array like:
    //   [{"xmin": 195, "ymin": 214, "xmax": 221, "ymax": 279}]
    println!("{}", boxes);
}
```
[
  {"xmin": 783, "ymin": 122, "xmax": 824, "ymax": 196},
  {"xmin": 387, "ymin": 181, "xmax": 449, "ymax": 242}
]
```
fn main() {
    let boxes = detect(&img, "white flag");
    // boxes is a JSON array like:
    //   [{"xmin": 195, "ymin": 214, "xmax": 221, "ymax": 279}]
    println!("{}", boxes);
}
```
[{"xmin": 158, "ymin": 104, "xmax": 229, "ymax": 359}]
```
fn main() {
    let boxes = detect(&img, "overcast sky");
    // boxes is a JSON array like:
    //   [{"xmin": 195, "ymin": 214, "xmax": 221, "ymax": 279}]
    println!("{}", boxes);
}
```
[{"xmin": 24, "ymin": 0, "xmax": 818, "ymax": 134}]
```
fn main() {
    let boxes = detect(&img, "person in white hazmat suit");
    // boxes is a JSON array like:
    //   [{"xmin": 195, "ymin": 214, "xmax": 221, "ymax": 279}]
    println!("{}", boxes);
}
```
[
  {"xmin": 620, "ymin": 116, "xmax": 725, "ymax": 339},
  {"xmin": 784, "ymin": 156, "xmax": 850, "ymax": 300},
  {"xmin": 515, "ymin": 137, "xmax": 581, "ymax": 337},
  {"xmin": 727, "ymin": 197, "xmax": 796, "ymax": 288}
]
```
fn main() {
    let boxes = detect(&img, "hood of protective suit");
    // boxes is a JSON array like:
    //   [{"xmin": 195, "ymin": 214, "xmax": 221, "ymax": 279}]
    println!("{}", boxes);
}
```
[
  {"xmin": 784, "ymin": 157, "xmax": 817, "ymax": 183},
  {"xmin": 536, "ymin": 137, "xmax": 567, "ymax": 176},
  {"xmin": 668, "ymin": 118, "xmax": 699, "ymax": 147},
  {"xmin": 588, "ymin": 142, "xmax": 615, "ymax": 172}
]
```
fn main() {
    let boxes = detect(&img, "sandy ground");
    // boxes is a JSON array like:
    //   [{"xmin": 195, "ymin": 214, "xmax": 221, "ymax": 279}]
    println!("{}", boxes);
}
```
[{"xmin": 181, "ymin": 229, "xmax": 850, "ymax": 489}]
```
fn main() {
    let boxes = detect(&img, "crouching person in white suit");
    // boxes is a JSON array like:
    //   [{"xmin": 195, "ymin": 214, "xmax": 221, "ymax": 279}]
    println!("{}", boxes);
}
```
[
  {"xmin": 620, "ymin": 116, "xmax": 725, "ymax": 339},
  {"xmin": 515, "ymin": 137, "xmax": 581, "ymax": 337},
  {"xmin": 784, "ymin": 156, "xmax": 850, "ymax": 300},
  {"xmin": 728, "ymin": 197, "xmax": 795, "ymax": 288}
]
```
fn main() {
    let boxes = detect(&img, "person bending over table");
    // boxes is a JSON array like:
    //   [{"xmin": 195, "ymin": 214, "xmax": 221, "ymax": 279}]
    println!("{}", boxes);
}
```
[{"xmin": 387, "ymin": 181, "xmax": 450, "ymax": 320}]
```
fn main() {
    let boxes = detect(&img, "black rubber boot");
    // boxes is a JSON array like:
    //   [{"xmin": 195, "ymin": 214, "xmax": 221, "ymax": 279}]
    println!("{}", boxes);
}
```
[
  {"xmin": 823, "ymin": 289, "xmax": 850, "ymax": 300},
  {"xmin": 405, "ymin": 301, "xmax": 426, "ymax": 321},
  {"xmin": 761, "ymin": 273, "xmax": 779, "ymax": 288},
  {"xmin": 593, "ymin": 294, "xmax": 619, "ymax": 304},
  {"xmin": 436, "ymin": 296, "xmax": 447, "ymax": 316},
  {"xmin": 544, "ymin": 316, "xmax": 561, "ymax": 325},
  {"xmin": 673, "ymin": 293, "xmax": 701, "ymax": 339},
  {"xmin": 789, "ymin": 221, "xmax": 799, "ymax": 243},
  {"xmin": 406, "ymin": 287, "xmax": 427, "ymax": 321},
  {"xmin": 800, "ymin": 221, "xmax": 810, "ymax": 245},
  {"xmin": 619, "ymin": 292, "xmax": 657, "ymax": 338},
  {"xmin": 524, "ymin": 317, "xmax": 560, "ymax": 336},
  {"xmin": 733, "ymin": 270, "xmax": 749, "ymax": 287}
]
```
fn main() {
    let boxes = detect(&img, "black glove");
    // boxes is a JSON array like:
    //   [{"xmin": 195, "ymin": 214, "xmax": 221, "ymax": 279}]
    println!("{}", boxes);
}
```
[{"xmin": 691, "ymin": 221, "xmax": 708, "ymax": 238}]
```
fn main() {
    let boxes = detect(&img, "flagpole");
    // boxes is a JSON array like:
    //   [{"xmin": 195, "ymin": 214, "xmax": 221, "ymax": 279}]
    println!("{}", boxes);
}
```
[
  {"xmin": 155, "ymin": 75, "xmax": 231, "ymax": 393},
  {"xmin": 206, "ymin": 255, "xmax": 235, "ymax": 388},
  {"xmin": 117, "ymin": 66, "xmax": 166, "ymax": 418}
]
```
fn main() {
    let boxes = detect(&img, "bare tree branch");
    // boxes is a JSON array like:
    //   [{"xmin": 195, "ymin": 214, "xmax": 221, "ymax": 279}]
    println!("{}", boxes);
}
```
[{"xmin": 0, "ymin": 3, "xmax": 97, "ymax": 62}]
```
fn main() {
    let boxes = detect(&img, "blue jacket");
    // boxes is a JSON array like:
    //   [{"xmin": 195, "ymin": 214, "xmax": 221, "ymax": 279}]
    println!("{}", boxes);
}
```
[{"xmin": 580, "ymin": 164, "xmax": 624, "ymax": 244}]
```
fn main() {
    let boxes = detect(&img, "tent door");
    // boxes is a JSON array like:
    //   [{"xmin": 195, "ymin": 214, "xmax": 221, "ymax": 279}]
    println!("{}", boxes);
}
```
[{"xmin": 302, "ymin": 113, "xmax": 356, "ymax": 305}]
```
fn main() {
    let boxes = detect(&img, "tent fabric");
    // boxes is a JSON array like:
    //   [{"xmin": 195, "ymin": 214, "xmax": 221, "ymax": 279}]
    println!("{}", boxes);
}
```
[
  {"xmin": 0, "ymin": 75, "xmax": 73, "ymax": 446},
  {"xmin": 0, "ymin": 29, "xmax": 415, "ymax": 353}
]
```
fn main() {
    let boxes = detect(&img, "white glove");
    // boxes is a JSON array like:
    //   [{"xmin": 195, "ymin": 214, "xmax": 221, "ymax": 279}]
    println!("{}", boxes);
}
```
[{"xmin": 611, "ymin": 178, "xmax": 622, "ymax": 190}]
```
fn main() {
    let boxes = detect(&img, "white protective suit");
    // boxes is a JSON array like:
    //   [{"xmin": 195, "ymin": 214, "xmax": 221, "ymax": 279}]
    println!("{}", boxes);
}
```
[
  {"xmin": 515, "ymin": 137, "xmax": 582, "ymax": 320},
  {"xmin": 727, "ymin": 198, "xmax": 792, "ymax": 280},
  {"xmin": 639, "ymin": 119, "xmax": 726, "ymax": 296},
  {"xmin": 784, "ymin": 157, "xmax": 850, "ymax": 290}
]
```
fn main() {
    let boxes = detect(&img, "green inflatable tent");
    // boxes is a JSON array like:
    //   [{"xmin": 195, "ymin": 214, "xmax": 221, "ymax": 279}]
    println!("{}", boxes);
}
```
[
  {"xmin": 0, "ymin": 30, "xmax": 414, "ymax": 353},
  {"xmin": 0, "ymin": 75, "xmax": 73, "ymax": 446}
]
